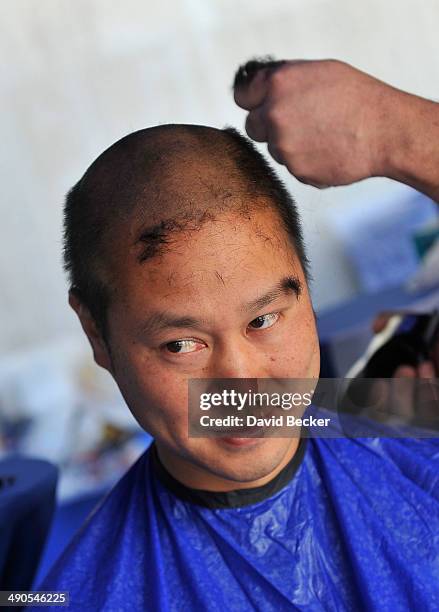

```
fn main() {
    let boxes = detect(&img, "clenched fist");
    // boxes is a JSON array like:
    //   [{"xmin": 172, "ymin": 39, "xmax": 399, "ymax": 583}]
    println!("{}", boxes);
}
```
[{"xmin": 233, "ymin": 58, "xmax": 439, "ymax": 201}]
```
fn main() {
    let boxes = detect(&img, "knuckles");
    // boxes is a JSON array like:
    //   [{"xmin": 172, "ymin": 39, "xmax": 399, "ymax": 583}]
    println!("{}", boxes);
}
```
[
  {"xmin": 266, "ymin": 66, "xmax": 287, "ymax": 93},
  {"xmin": 265, "ymin": 103, "xmax": 285, "ymax": 129}
]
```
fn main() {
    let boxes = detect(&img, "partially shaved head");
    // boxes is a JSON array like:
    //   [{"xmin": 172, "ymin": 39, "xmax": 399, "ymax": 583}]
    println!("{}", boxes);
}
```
[
  {"xmin": 64, "ymin": 125, "xmax": 320, "ymax": 490},
  {"xmin": 63, "ymin": 124, "xmax": 309, "ymax": 338}
]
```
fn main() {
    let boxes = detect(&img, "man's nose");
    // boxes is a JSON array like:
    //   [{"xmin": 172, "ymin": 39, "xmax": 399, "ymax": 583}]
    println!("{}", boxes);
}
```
[{"xmin": 207, "ymin": 341, "xmax": 268, "ymax": 380}]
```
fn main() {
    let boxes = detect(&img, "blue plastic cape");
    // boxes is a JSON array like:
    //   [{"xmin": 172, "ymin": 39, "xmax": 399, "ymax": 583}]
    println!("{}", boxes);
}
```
[{"xmin": 32, "ymin": 423, "xmax": 439, "ymax": 611}]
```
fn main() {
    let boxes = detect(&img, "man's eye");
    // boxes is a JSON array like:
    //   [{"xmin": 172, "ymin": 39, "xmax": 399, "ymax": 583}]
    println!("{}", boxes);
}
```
[
  {"xmin": 165, "ymin": 339, "xmax": 199, "ymax": 354},
  {"xmin": 248, "ymin": 312, "xmax": 280, "ymax": 330}
]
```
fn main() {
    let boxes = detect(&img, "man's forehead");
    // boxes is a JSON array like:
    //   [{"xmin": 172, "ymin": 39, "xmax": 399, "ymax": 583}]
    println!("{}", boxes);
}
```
[
  {"xmin": 109, "ymin": 209, "xmax": 302, "ymax": 310},
  {"xmin": 126, "ymin": 203, "xmax": 290, "ymax": 268}
]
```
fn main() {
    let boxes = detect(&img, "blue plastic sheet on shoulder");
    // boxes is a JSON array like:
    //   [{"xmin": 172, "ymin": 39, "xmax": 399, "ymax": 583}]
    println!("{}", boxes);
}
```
[{"xmin": 29, "ymin": 414, "xmax": 439, "ymax": 611}]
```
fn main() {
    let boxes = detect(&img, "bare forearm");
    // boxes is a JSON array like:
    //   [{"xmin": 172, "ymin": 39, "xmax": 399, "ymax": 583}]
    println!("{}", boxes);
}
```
[{"xmin": 384, "ymin": 92, "xmax": 439, "ymax": 202}]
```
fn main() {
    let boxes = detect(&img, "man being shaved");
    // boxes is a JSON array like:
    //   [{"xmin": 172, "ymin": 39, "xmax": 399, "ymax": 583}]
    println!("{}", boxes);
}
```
[{"xmin": 35, "ymin": 124, "xmax": 438, "ymax": 611}]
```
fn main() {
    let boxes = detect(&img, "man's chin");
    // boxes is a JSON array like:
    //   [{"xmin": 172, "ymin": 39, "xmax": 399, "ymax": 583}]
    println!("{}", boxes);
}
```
[{"xmin": 190, "ymin": 437, "xmax": 295, "ymax": 486}]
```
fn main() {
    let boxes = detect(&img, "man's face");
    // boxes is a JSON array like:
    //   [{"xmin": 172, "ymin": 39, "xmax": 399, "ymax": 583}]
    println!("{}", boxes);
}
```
[{"xmin": 104, "ymin": 207, "xmax": 320, "ymax": 486}]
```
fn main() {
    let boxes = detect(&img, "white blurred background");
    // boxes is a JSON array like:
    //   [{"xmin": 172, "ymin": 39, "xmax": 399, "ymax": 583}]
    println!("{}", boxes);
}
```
[{"xmin": 1, "ymin": 1, "xmax": 439, "ymax": 493}]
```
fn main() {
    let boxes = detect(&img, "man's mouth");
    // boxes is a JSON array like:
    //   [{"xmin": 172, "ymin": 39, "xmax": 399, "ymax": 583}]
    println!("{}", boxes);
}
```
[
  {"xmin": 217, "ymin": 435, "xmax": 265, "ymax": 447},
  {"xmin": 216, "ymin": 420, "xmax": 266, "ymax": 446}
]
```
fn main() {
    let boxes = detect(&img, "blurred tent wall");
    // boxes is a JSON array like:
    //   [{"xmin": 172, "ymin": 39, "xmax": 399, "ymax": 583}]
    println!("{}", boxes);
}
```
[{"xmin": 1, "ymin": 0, "xmax": 439, "ymax": 354}]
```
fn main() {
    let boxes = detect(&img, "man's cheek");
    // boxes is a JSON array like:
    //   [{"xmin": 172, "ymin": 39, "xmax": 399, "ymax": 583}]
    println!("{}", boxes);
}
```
[{"xmin": 133, "ymin": 382, "xmax": 188, "ymax": 429}]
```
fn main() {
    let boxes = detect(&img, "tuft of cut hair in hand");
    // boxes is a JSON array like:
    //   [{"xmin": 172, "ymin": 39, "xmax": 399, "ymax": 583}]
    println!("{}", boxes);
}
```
[{"xmin": 233, "ymin": 56, "xmax": 286, "ymax": 90}]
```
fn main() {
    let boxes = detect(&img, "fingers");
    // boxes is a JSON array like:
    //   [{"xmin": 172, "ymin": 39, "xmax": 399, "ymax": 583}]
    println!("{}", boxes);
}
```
[
  {"xmin": 266, "ymin": 142, "xmax": 285, "ymax": 166},
  {"xmin": 418, "ymin": 360, "xmax": 436, "ymax": 378},
  {"xmin": 233, "ymin": 58, "xmax": 387, "ymax": 188},
  {"xmin": 245, "ymin": 106, "xmax": 286, "ymax": 165},
  {"xmin": 372, "ymin": 311, "xmax": 394, "ymax": 334},
  {"xmin": 391, "ymin": 366, "xmax": 416, "ymax": 423},
  {"xmin": 393, "ymin": 361, "xmax": 436, "ymax": 379},
  {"xmin": 245, "ymin": 107, "xmax": 268, "ymax": 142},
  {"xmin": 393, "ymin": 365, "xmax": 416, "ymax": 378},
  {"xmin": 234, "ymin": 66, "xmax": 272, "ymax": 110},
  {"xmin": 429, "ymin": 339, "xmax": 439, "ymax": 374},
  {"xmin": 414, "ymin": 361, "xmax": 439, "ymax": 427},
  {"xmin": 233, "ymin": 58, "xmax": 288, "ymax": 109},
  {"xmin": 392, "ymin": 361, "xmax": 439, "ymax": 428}
]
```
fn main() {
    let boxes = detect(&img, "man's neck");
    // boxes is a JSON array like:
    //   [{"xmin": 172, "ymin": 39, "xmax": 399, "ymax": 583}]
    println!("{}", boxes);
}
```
[{"xmin": 155, "ymin": 438, "xmax": 300, "ymax": 492}]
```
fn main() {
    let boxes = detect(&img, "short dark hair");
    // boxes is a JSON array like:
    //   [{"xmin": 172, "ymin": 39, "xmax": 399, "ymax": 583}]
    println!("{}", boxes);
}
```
[{"xmin": 63, "ymin": 125, "xmax": 310, "ymax": 340}]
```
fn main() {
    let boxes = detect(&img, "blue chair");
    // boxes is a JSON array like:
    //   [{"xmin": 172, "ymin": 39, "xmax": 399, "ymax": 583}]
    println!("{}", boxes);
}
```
[{"xmin": 0, "ymin": 456, "xmax": 58, "ymax": 591}]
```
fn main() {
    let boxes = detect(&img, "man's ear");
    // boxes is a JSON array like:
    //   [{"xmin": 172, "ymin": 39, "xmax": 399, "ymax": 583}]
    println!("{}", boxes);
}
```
[{"xmin": 68, "ymin": 290, "xmax": 113, "ymax": 373}]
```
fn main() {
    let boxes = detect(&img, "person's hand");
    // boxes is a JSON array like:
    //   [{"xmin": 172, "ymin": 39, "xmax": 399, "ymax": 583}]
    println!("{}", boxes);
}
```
[
  {"xmin": 343, "ymin": 312, "xmax": 438, "ymax": 428},
  {"xmin": 233, "ymin": 58, "xmax": 437, "ymax": 194},
  {"xmin": 372, "ymin": 311, "xmax": 438, "ymax": 377},
  {"xmin": 370, "ymin": 311, "xmax": 438, "ymax": 428},
  {"xmin": 233, "ymin": 59, "xmax": 400, "ymax": 187}
]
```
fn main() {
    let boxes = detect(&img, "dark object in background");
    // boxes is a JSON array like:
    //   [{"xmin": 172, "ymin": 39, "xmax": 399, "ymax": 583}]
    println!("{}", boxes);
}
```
[
  {"xmin": 339, "ymin": 311, "xmax": 439, "ymax": 429},
  {"xmin": 362, "ymin": 311, "xmax": 439, "ymax": 377},
  {"xmin": 0, "ymin": 456, "xmax": 58, "ymax": 598}
]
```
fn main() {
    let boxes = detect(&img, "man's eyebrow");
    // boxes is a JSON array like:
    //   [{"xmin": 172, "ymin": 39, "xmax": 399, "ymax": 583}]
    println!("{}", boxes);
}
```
[
  {"xmin": 138, "ymin": 313, "xmax": 206, "ymax": 337},
  {"xmin": 242, "ymin": 275, "xmax": 302, "ymax": 313},
  {"xmin": 138, "ymin": 276, "xmax": 302, "ymax": 337}
]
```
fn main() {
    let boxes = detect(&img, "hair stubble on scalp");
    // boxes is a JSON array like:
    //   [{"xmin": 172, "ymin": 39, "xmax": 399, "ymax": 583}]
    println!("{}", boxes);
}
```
[{"xmin": 63, "ymin": 124, "xmax": 311, "ymax": 343}]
